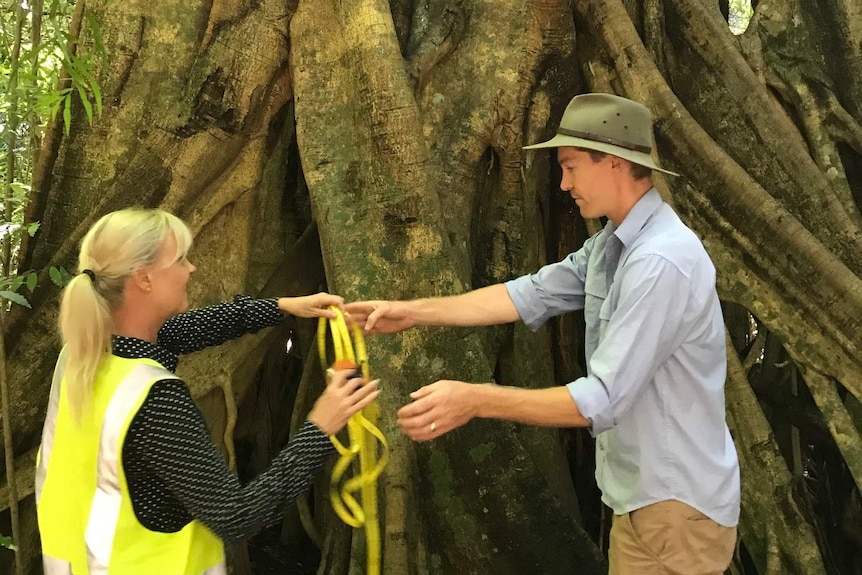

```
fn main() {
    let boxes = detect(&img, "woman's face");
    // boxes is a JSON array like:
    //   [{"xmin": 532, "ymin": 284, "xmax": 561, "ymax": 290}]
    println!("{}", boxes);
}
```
[{"xmin": 148, "ymin": 233, "xmax": 196, "ymax": 319}]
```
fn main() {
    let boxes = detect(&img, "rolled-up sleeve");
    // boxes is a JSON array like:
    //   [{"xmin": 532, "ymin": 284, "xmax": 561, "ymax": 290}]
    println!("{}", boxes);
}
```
[
  {"xmin": 505, "ymin": 236, "xmax": 595, "ymax": 331},
  {"xmin": 567, "ymin": 255, "xmax": 689, "ymax": 435}
]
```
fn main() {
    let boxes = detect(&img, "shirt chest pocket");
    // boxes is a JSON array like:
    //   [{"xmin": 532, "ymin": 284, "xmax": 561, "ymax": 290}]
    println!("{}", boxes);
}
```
[
  {"xmin": 598, "ymin": 296, "xmax": 613, "ymax": 342},
  {"xmin": 585, "ymin": 274, "xmax": 616, "ymax": 345},
  {"xmin": 584, "ymin": 273, "xmax": 607, "ymax": 345}
]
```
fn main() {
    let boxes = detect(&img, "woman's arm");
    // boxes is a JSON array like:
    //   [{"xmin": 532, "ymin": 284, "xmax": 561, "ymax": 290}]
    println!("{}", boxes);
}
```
[
  {"xmin": 123, "ymin": 379, "xmax": 336, "ymax": 541},
  {"xmin": 157, "ymin": 296, "xmax": 283, "ymax": 355},
  {"xmin": 158, "ymin": 293, "xmax": 344, "ymax": 355}
]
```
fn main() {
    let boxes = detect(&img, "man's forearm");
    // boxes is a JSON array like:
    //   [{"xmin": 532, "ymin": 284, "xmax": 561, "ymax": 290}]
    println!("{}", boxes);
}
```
[
  {"xmin": 473, "ymin": 384, "xmax": 591, "ymax": 428},
  {"xmin": 409, "ymin": 284, "xmax": 520, "ymax": 327}
]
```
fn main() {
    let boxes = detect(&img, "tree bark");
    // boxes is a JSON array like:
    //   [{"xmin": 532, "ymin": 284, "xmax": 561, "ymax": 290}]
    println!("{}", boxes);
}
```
[
  {"xmin": 725, "ymin": 331, "xmax": 826, "ymax": 575},
  {"xmin": 289, "ymin": 2, "xmax": 603, "ymax": 572}
]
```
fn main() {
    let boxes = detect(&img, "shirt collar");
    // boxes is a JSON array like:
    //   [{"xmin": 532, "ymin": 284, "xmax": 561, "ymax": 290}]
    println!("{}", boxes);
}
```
[
  {"xmin": 612, "ymin": 188, "xmax": 664, "ymax": 248},
  {"xmin": 112, "ymin": 335, "xmax": 179, "ymax": 372}
]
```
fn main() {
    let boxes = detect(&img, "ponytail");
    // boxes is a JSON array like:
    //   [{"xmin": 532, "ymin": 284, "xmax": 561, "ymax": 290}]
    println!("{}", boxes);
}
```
[{"xmin": 58, "ymin": 273, "xmax": 113, "ymax": 419}]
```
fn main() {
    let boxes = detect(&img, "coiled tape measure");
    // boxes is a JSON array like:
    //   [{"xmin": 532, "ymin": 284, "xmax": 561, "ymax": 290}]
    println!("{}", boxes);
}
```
[{"xmin": 317, "ymin": 307, "xmax": 388, "ymax": 575}]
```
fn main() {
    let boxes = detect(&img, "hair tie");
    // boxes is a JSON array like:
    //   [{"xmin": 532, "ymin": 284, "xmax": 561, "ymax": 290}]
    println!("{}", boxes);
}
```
[{"xmin": 82, "ymin": 269, "xmax": 96, "ymax": 281}]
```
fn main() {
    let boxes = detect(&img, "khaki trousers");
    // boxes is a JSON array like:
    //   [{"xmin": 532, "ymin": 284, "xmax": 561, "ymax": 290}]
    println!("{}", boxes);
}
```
[{"xmin": 608, "ymin": 500, "xmax": 737, "ymax": 575}]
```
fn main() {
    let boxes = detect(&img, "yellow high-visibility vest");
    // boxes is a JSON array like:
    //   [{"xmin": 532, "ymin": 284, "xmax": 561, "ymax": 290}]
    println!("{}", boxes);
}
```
[{"xmin": 36, "ymin": 351, "xmax": 225, "ymax": 575}]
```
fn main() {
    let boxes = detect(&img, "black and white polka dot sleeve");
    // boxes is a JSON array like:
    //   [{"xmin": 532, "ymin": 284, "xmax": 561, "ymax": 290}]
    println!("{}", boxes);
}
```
[
  {"xmin": 157, "ymin": 296, "xmax": 284, "ymax": 355},
  {"xmin": 125, "ymin": 379, "xmax": 335, "ymax": 542}
]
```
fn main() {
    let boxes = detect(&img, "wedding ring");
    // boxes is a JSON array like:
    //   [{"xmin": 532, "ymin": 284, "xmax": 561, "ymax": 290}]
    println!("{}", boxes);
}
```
[{"xmin": 430, "ymin": 422, "xmax": 437, "ymax": 432}]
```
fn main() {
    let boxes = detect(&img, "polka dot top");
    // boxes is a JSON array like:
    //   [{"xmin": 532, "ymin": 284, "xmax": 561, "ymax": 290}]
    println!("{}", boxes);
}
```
[{"xmin": 114, "ymin": 296, "xmax": 335, "ymax": 542}]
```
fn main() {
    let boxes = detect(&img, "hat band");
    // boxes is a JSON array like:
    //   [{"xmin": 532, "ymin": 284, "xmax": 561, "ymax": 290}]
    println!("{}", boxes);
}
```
[{"xmin": 557, "ymin": 128, "xmax": 652, "ymax": 154}]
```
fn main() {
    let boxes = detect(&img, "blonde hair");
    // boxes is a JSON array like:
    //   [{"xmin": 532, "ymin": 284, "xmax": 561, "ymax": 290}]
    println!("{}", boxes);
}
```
[{"xmin": 59, "ymin": 208, "xmax": 193, "ymax": 419}]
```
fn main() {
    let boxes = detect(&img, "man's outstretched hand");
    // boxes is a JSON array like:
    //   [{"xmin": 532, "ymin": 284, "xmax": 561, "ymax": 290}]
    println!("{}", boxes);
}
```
[{"xmin": 344, "ymin": 300, "xmax": 415, "ymax": 334}]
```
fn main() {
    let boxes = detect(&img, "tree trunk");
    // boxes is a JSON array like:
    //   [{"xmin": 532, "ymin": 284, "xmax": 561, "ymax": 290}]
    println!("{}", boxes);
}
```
[{"xmin": 290, "ymin": 1, "xmax": 603, "ymax": 572}]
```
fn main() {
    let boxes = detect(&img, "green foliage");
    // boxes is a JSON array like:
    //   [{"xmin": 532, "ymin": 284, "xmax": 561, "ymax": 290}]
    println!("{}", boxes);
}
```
[
  {"xmin": 1, "ymin": 0, "xmax": 106, "ymax": 140},
  {"xmin": 0, "ymin": 268, "xmax": 40, "ymax": 308},
  {"xmin": 0, "ymin": 8, "xmax": 105, "ymax": 570},
  {"xmin": 0, "ymin": 290, "xmax": 31, "ymax": 309},
  {"xmin": 49, "ymin": 265, "xmax": 71, "ymax": 287},
  {"xmin": 1, "ymin": 0, "xmax": 105, "ymax": 293},
  {"xmin": 0, "ymin": 533, "xmax": 15, "ymax": 550},
  {"xmin": 52, "ymin": 17, "xmax": 106, "ymax": 134},
  {"xmin": 0, "ymin": 264, "xmax": 69, "ymax": 310},
  {"xmin": 729, "ymin": 0, "xmax": 754, "ymax": 35}
]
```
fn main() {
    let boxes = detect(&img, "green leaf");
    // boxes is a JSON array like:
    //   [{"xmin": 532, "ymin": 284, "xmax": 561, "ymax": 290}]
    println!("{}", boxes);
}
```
[
  {"xmin": 47, "ymin": 88, "xmax": 74, "ymax": 121},
  {"xmin": 86, "ymin": 13, "xmax": 106, "ymax": 56},
  {"xmin": 77, "ymin": 59, "xmax": 97, "ymax": 86},
  {"xmin": 77, "ymin": 64, "xmax": 103, "ymax": 119},
  {"xmin": 63, "ymin": 94, "xmax": 72, "ymax": 135},
  {"xmin": 7, "ymin": 276, "xmax": 25, "ymax": 292},
  {"xmin": 27, "ymin": 222, "xmax": 40, "ymax": 236},
  {"xmin": 0, "ymin": 291, "xmax": 32, "ymax": 309},
  {"xmin": 92, "ymin": 79, "xmax": 103, "ymax": 118},
  {"xmin": 37, "ymin": 90, "xmax": 64, "ymax": 117},
  {"xmin": 26, "ymin": 272, "xmax": 37, "ymax": 293},
  {"xmin": 47, "ymin": 99, "xmax": 62, "ymax": 122},
  {"xmin": 65, "ymin": 58, "xmax": 86, "ymax": 87},
  {"xmin": 11, "ymin": 181, "xmax": 31, "ymax": 196},
  {"xmin": 76, "ymin": 82, "xmax": 93, "ymax": 125},
  {"xmin": 49, "ymin": 266, "xmax": 63, "ymax": 286},
  {"xmin": 0, "ymin": 533, "xmax": 15, "ymax": 550}
]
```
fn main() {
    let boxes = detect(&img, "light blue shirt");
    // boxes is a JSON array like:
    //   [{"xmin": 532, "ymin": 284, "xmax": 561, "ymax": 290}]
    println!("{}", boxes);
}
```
[{"xmin": 505, "ymin": 189, "xmax": 740, "ymax": 527}]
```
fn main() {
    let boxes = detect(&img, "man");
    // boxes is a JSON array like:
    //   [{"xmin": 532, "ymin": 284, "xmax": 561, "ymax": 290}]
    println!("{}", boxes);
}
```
[{"xmin": 346, "ymin": 93, "xmax": 740, "ymax": 575}]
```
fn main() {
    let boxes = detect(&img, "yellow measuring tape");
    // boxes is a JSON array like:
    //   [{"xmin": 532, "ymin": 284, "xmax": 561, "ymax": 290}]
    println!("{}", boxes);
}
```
[{"xmin": 317, "ymin": 307, "xmax": 388, "ymax": 575}]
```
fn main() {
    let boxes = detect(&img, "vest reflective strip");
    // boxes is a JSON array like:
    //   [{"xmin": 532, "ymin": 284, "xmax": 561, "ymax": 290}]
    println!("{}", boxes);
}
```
[
  {"xmin": 85, "ymin": 363, "xmax": 179, "ymax": 574},
  {"xmin": 36, "ymin": 347, "xmax": 70, "ymax": 504},
  {"xmin": 42, "ymin": 554, "xmax": 72, "ymax": 575}
]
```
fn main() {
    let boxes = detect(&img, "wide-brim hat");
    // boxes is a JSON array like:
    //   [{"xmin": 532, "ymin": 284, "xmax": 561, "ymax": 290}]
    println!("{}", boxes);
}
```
[{"xmin": 524, "ymin": 93, "xmax": 679, "ymax": 177}]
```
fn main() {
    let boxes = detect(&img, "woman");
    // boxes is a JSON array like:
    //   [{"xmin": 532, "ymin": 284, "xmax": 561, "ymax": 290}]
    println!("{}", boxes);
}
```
[{"xmin": 35, "ymin": 208, "xmax": 378, "ymax": 575}]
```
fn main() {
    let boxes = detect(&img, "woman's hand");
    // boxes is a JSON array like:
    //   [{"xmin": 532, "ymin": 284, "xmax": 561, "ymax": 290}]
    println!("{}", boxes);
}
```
[
  {"xmin": 279, "ymin": 292, "xmax": 344, "ymax": 319},
  {"xmin": 308, "ymin": 369, "xmax": 380, "ymax": 435}
]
